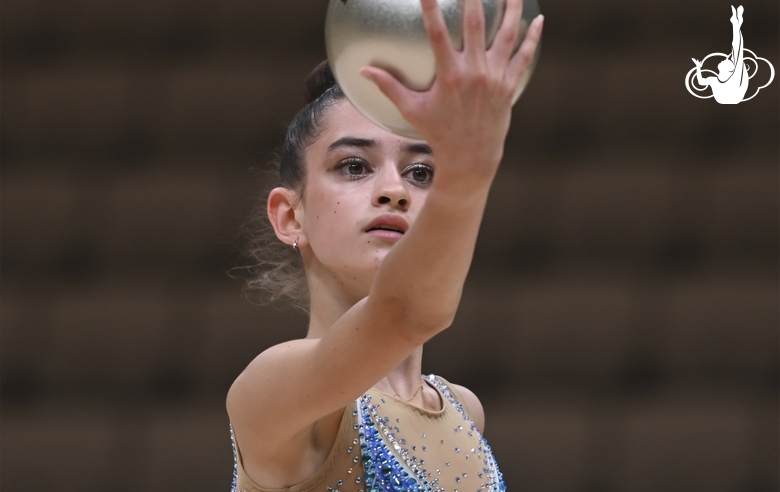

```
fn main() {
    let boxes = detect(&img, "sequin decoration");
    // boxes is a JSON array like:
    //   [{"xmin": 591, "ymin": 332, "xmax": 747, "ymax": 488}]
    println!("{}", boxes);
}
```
[
  {"xmin": 355, "ymin": 375, "xmax": 506, "ymax": 492},
  {"xmin": 228, "ymin": 375, "xmax": 505, "ymax": 492},
  {"xmin": 229, "ymin": 424, "xmax": 239, "ymax": 492},
  {"xmin": 357, "ymin": 394, "xmax": 428, "ymax": 491},
  {"xmin": 423, "ymin": 375, "xmax": 506, "ymax": 492}
]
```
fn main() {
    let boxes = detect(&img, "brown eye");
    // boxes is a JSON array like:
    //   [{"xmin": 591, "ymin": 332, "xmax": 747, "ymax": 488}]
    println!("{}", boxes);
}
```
[
  {"xmin": 336, "ymin": 159, "xmax": 370, "ymax": 179},
  {"xmin": 406, "ymin": 165, "xmax": 433, "ymax": 185},
  {"xmin": 411, "ymin": 168, "xmax": 429, "ymax": 181},
  {"xmin": 348, "ymin": 162, "xmax": 364, "ymax": 175}
]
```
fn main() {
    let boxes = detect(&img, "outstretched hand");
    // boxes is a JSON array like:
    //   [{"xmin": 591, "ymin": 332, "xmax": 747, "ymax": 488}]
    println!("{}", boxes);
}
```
[
  {"xmin": 692, "ymin": 58, "xmax": 703, "ymax": 67},
  {"xmin": 360, "ymin": 0, "xmax": 543, "ymax": 184}
]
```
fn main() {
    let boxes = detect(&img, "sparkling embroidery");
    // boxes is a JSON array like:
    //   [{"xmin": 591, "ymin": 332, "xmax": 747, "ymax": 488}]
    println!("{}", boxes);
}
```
[
  {"xmin": 229, "ymin": 424, "xmax": 239, "ymax": 492},
  {"xmin": 423, "ymin": 375, "xmax": 506, "ymax": 492},
  {"xmin": 228, "ymin": 375, "xmax": 505, "ymax": 492},
  {"xmin": 355, "ymin": 375, "xmax": 506, "ymax": 492},
  {"xmin": 357, "ymin": 394, "xmax": 428, "ymax": 491}
]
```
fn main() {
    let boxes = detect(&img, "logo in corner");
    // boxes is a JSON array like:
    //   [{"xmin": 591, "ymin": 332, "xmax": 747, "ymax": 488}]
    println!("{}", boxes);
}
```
[{"xmin": 685, "ymin": 5, "xmax": 774, "ymax": 104}]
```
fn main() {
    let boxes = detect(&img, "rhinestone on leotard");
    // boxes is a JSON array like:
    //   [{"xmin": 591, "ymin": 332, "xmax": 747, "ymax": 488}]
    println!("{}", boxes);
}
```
[{"xmin": 229, "ymin": 375, "xmax": 505, "ymax": 492}]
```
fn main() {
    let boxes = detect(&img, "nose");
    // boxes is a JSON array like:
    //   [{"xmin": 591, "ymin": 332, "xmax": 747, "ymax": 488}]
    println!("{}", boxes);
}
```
[{"xmin": 372, "ymin": 164, "xmax": 410, "ymax": 210}]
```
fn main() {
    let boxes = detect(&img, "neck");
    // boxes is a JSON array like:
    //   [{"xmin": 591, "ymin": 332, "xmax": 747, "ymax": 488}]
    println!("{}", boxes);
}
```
[
  {"xmin": 304, "ymin": 260, "xmax": 364, "ymax": 338},
  {"xmin": 303, "ymin": 251, "xmax": 372, "ymax": 338},
  {"xmin": 372, "ymin": 346, "xmax": 425, "ymax": 395},
  {"xmin": 375, "ymin": 347, "xmax": 441, "ymax": 412}
]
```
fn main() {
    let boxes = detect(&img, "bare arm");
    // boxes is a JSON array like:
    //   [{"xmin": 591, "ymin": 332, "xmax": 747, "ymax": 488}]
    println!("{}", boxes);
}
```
[{"xmin": 227, "ymin": 0, "xmax": 542, "ymax": 458}]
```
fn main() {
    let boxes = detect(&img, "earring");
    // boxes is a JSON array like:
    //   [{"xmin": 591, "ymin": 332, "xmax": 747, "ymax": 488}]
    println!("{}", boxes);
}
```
[{"xmin": 292, "ymin": 237, "xmax": 299, "ymax": 250}]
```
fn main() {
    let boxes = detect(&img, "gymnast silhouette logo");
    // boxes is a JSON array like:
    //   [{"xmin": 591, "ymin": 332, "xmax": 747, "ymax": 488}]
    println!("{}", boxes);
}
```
[{"xmin": 685, "ymin": 5, "xmax": 774, "ymax": 104}]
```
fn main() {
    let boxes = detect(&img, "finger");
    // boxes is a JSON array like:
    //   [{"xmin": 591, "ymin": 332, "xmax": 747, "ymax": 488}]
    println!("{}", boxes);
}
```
[
  {"xmin": 490, "ymin": 0, "xmax": 523, "ymax": 62},
  {"xmin": 462, "ymin": 0, "xmax": 486, "ymax": 59},
  {"xmin": 420, "ymin": 0, "xmax": 455, "ymax": 72},
  {"xmin": 505, "ymin": 14, "xmax": 543, "ymax": 84},
  {"xmin": 360, "ymin": 66, "xmax": 419, "ymax": 116}
]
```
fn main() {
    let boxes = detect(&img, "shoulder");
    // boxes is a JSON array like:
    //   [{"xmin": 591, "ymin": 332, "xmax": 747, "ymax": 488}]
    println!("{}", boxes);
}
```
[
  {"xmin": 447, "ymin": 382, "xmax": 485, "ymax": 434},
  {"xmin": 226, "ymin": 338, "xmax": 324, "ymax": 477},
  {"xmin": 227, "ymin": 338, "xmax": 316, "ymax": 420}
]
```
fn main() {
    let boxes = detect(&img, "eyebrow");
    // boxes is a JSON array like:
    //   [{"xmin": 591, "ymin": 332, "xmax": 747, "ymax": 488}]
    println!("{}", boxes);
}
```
[
  {"xmin": 326, "ymin": 136, "xmax": 433, "ymax": 156},
  {"xmin": 405, "ymin": 142, "xmax": 434, "ymax": 155},
  {"xmin": 327, "ymin": 137, "xmax": 376, "ymax": 153}
]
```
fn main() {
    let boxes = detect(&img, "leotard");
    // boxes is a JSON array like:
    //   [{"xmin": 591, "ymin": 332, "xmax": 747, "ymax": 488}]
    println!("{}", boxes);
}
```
[{"xmin": 229, "ymin": 375, "xmax": 506, "ymax": 492}]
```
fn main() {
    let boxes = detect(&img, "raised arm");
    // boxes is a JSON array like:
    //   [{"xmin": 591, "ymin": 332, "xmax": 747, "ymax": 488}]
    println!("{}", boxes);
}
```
[
  {"xmin": 360, "ymin": 0, "xmax": 543, "ymax": 318},
  {"xmin": 227, "ymin": 0, "xmax": 542, "ymax": 463}
]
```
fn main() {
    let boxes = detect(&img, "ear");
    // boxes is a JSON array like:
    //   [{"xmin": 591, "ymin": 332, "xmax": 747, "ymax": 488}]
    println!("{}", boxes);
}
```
[{"xmin": 267, "ymin": 187, "xmax": 306, "ymax": 248}]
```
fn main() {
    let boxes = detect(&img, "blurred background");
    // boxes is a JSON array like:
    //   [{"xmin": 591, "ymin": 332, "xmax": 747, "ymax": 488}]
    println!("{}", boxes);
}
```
[{"xmin": 1, "ymin": 0, "xmax": 778, "ymax": 490}]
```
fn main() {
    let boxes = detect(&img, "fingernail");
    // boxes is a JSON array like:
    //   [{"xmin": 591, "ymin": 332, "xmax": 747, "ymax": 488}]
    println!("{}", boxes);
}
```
[{"xmin": 535, "ymin": 14, "xmax": 544, "ymax": 32}]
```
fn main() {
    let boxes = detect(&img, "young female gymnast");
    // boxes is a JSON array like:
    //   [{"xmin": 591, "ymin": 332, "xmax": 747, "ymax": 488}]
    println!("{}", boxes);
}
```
[
  {"xmin": 692, "ymin": 5, "xmax": 748, "ymax": 104},
  {"xmin": 227, "ymin": 0, "xmax": 544, "ymax": 489}
]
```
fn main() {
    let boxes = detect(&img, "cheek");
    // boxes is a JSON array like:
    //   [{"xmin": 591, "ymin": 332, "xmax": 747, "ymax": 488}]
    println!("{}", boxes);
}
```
[
  {"xmin": 305, "ymin": 190, "xmax": 355, "ymax": 243},
  {"xmin": 409, "ymin": 187, "xmax": 429, "ymax": 212}
]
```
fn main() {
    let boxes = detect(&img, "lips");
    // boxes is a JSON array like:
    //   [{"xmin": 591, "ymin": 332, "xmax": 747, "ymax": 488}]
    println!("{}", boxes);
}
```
[{"xmin": 365, "ymin": 214, "xmax": 409, "ymax": 239}]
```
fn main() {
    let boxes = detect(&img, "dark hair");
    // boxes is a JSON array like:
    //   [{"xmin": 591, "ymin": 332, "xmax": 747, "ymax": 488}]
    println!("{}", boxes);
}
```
[
  {"xmin": 278, "ymin": 60, "xmax": 345, "ymax": 190},
  {"xmin": 241, "ymin": 61, "xmax": 346, "ymax": 312}
]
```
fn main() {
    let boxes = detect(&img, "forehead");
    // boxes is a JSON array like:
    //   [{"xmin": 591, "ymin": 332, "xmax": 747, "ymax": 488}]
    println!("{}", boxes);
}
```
[{"xmin": 313, "ymin": 100, "xmax": 427, "ymax": 153}]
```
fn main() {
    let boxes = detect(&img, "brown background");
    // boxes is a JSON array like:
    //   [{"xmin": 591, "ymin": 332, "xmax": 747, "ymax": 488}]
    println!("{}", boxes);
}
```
[{"xmin": 1, "ymin": 0, "xmax": 778, "ymax": 491}]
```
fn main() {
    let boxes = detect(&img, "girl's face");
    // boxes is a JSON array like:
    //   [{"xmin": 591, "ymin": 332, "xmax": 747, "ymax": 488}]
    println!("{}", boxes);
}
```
[{"xmin": 297, "ymin": 101, "xmax": 435, "ymax": 302}]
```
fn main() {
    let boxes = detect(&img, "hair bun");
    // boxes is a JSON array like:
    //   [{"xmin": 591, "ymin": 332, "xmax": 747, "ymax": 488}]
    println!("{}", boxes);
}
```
[{"xmin": 304, "ymin": 60, "xmax": 337, "ymax": 104}]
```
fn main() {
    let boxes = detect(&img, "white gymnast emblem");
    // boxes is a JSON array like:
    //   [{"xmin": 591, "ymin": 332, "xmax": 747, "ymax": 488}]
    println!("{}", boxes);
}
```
[{"xmin": 685, "ymin": 5, "xmax": 774, "ymax": 104}]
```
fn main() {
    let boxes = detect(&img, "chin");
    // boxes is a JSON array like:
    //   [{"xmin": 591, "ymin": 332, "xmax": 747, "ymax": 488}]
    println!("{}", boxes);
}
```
[{"xmin": 368, "ymin": 248, "xmax": 392, "ymax": 270}]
